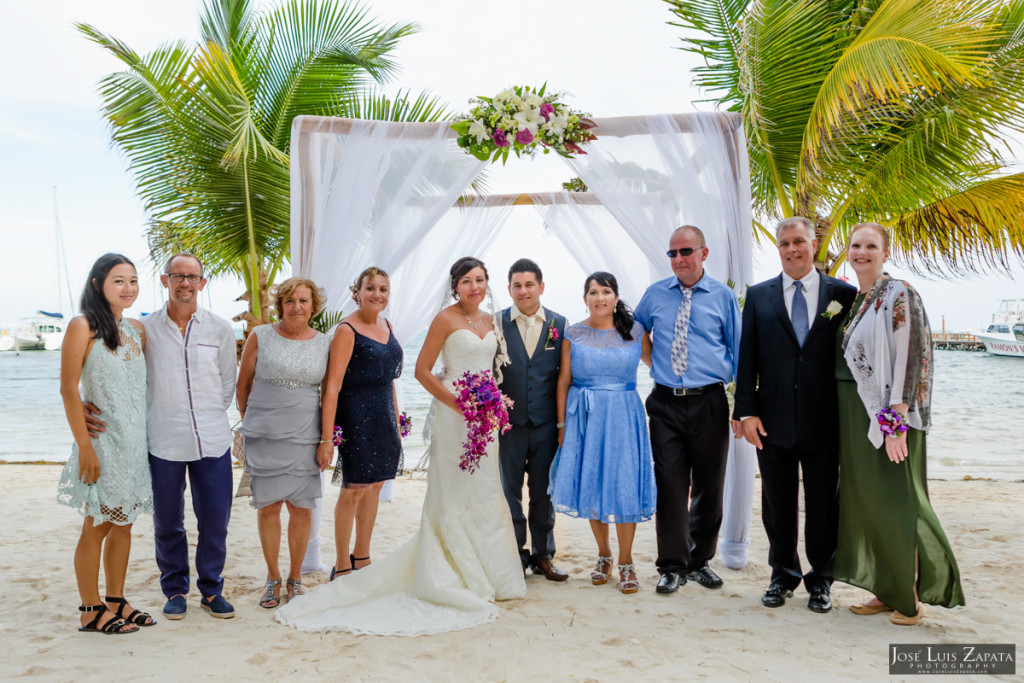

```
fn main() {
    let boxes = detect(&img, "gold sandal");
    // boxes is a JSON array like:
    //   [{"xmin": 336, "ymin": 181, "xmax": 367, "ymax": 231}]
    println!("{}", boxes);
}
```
[
  {"xmin": 890, "ymin": 604, "xmax": 924, "ymax": 625},
  {"xmin": 849, "ymin": 602, "xmax": 894, "ymax": 616},
  {"xmin": 618, "ymin": 563, "xmax": 639, "ymax": 594},
  {"xmin": 591, "ymin": 556, "xmax": 613, "ymax": 585}
]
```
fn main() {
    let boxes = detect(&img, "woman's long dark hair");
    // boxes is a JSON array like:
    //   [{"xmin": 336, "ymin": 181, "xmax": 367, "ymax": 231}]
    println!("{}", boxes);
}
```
[
  {"xmin": 80, "ymin": 253, "xmax": 135, "ymax": 351},
  {"xmin": 449, "ymin": 256, "xmax": 488, "ymax": 299},
  {"xmin": 584, "ymin": 271, "xmax": 634, "ymax": 340}
]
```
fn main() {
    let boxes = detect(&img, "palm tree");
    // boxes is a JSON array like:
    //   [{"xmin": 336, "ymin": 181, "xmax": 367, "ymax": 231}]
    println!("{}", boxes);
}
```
[
  {"xmin": 80, "ymin": 0, "xmax": 446, "ymax": 326},
  {"xmin": 665, "ymin": 0, "xmax": 1024, "ymax": 274}
]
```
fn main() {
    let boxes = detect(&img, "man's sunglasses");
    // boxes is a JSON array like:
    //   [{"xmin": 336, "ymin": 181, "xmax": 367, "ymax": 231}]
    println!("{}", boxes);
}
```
[{"xmin": 666, "ymin": 247, "xmax": 698, "ymax": 258}]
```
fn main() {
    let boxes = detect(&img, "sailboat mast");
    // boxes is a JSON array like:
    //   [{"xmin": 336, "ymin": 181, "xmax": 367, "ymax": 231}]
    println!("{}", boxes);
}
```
[{"xmin": 53, "ymin": 187, "xmax": 76, "ymax": 317}]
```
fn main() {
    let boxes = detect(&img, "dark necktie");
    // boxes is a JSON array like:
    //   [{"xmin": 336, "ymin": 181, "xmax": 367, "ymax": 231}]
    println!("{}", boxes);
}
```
[{"xmin": 792, "ymin": 281, "xmax": 809, "ymax": 346}]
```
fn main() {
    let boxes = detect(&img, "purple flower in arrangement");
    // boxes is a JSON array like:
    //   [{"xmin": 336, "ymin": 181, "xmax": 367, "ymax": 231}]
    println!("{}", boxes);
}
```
[
  {"xmin": 399, "ymin": 412, "xmax": 412, "ymax": 438},
  {"xmin": 493, "ymin": 129, "xmax": 510, "ymax": 147},
  {"xmin": 539, "ymin": 102, "xmax": 555, "ymax": 121},
  {"xmin": 451, "ymin": 370, "xmax": 514, "ymax": 474},
  {"xmin": 332, "ymin": 425, "xmax": 345, "ymax": 447},
  {"xmin": 515, "ymin": 128, "xmax": 534, "ymax": 145}
]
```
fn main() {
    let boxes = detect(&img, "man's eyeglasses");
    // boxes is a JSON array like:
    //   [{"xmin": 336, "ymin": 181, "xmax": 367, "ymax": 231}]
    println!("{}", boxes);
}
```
[
  {"xmin": 165, "ymin": 273, "xmax": 203, "ymax": 284},
  {"xmin": 666, "ymin": 248, "xmax": 698, "ymax": 258}
]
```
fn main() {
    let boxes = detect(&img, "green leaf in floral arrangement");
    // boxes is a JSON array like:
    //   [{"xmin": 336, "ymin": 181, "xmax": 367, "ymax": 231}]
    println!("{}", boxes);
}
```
[
  {"xmin": 538, "ymin": 82, "xmax": 547, "ymax": 97},
  {"xmin": 472, "ymin": 148, "xmax": 491, "ymax": 161},
  {"xmin": 478, "ymin": 96, "xmax": 493, "ymax": 104},
  {"xmin": 450, "ymin": 120, "xmax": 470, "ymax": 135}
]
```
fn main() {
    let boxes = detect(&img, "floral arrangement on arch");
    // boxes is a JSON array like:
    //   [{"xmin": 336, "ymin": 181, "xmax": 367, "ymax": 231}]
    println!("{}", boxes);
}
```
[{"xmin": 451, "ymin": 85, "xmax": 596, "ymax": 163}]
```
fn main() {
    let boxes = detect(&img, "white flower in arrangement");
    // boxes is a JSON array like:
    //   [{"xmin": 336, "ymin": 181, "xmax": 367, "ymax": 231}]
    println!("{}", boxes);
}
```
[
  {"xmin": 494, "ymin": 88, "xmax": 515, "ymax": 104},
  {"xmin": 821, "ymin": 300, "xmax": 844, "ymax": 319},
  {"xmin": 544, "ymin": 114, "xmax": 569, "ymax": 135},
  {"xmin": 500, "ymin": 115, "xmax": 515, "ymax": 131},
  {"xmin": 513, "ymin": 108, "xmax": 542, "ymax": 136},
  {"xmin": 523, "ymin": 92, "xmax": 543, "ymax": 108},
  {"xmin": 468, "ymin": 118, "xmax": 489, "ymax": 144}
]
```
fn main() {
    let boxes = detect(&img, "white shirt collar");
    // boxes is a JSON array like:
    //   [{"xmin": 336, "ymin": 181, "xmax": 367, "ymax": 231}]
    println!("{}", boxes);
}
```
[
  {"xmin": 782, "ymin": 269, "xmax": 819, "ymax": 291},
  {"xmin": 511, "ymin": 304, "xmax": 546, "ymax": 322}
]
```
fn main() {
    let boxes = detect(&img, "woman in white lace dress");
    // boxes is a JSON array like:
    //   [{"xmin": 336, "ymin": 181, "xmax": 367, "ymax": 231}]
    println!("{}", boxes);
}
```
[
  {"xmin": 58, "ymin": 253, "xmax": 153, "ymax": 634},
  {"xmin": 276, "ymin": 257, "xmax": 524, "ymax": 636}
]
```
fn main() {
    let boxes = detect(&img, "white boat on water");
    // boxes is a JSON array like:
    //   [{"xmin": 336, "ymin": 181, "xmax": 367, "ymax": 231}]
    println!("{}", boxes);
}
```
[
  {"xmin": 0, "ymin": 311, "xmax": 66, "ymax": 352},
  {"xmin": 974, "ymin": 299, "xmax": 1024, "ymax": 358}
]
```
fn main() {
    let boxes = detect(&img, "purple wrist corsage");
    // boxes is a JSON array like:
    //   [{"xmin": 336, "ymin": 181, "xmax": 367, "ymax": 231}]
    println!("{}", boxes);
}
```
[{"xmin": 876, "ymin": 408, "xmax": 909, "ymax": 438}]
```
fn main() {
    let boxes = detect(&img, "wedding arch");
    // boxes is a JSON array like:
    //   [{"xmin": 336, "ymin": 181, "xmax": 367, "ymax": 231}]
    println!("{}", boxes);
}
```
[{"xmin": 289, "ymin": 111, "xmax": 758, "ymax": 569}]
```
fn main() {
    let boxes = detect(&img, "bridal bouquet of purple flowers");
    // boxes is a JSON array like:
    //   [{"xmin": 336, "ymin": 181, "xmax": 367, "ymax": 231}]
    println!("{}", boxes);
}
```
[{"xmin": 452, "ymin": 370, "xmax": 514, "ymax": 473}]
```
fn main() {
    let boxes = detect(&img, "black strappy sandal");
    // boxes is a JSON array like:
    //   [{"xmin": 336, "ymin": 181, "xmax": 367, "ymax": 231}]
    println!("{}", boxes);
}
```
[
  {"xmin": 78, "ymin": 604, "xmax": 138, "ymax": 634},
  {"xmin": 105, "ymin": 596, "xmax": 156, "ymax": 627},
  {"xmin": 329, "ymin": 566, "xmax": 353, "ymax": 581},
  {"xmin": 351, "ymin": 553, "xmax": 370, "ymax": 570}
]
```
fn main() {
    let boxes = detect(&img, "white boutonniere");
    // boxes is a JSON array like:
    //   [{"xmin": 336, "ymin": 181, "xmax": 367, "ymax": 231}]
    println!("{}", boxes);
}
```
[{"xmin": 821, "ymin": 300, "xmax": 844, "ymax": 320}]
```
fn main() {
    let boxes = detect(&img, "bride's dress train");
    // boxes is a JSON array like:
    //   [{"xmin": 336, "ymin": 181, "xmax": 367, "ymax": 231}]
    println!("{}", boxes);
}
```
[{"xmin": 277, "ymin": 329, "xmax": 525, "ymax": 636}]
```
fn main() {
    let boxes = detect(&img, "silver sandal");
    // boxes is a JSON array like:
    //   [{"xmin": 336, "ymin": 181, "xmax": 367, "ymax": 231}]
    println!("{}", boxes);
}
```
[
  {"xmin": 285, "ymin": 578, "xmax": 303, "ymax": 602},
  {"xmin": 259, "ymin": 579, "xmax": 282, "ymax": 609},
  {"xmin": 591, "ymin": 556, "xmax": 613, "ymax": 585},
  {"xmin": 618, "ymin": 563, "xmax": 639, "ymax": 594}
]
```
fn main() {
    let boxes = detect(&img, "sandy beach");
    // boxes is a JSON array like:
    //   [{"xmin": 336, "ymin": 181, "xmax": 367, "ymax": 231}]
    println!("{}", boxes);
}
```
[{"xmin": 3, "ymin": 463, "xmax": 1019, "ymax": 681}]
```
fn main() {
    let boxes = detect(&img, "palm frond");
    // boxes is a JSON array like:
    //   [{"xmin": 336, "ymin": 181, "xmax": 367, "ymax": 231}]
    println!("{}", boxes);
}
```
[{"xmin": 874, "ymin": 174, "xmax": 1024, "ymax": 275}]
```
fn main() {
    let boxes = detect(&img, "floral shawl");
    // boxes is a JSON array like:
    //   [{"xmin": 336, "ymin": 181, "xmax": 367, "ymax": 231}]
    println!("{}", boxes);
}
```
[{"xmin": 841, "ymin": 276, "xmax": 933, "ymax": 447}]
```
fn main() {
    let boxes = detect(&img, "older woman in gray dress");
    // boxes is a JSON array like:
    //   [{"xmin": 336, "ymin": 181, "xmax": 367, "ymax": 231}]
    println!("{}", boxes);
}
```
[{"xmin": 237, "ymin": 278, "xmax": 332, "ymax": 608}]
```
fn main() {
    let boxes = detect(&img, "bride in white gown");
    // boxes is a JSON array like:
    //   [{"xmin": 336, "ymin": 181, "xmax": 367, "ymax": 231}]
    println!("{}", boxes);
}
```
[{"xmin": 277, "ymin": 258, "xmax": 525, "ymax": 636}]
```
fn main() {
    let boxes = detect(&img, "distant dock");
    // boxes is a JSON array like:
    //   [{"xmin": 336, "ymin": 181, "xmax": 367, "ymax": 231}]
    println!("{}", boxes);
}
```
[{"xmin": 932, "ymin": 332, "xmax": 985, "ymax": 352}]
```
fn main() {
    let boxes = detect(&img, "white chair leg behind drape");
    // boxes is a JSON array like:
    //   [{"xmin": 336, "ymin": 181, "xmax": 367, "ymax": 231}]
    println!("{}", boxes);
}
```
[{"xmin": 301, "ymin": 472, "xmax": 329, "ymax": 575}]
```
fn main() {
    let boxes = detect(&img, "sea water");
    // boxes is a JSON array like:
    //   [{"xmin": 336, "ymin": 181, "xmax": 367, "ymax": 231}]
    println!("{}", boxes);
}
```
[{"xmin": 1, "ymin": 343, "xmax": 1021, "ymax": 481}]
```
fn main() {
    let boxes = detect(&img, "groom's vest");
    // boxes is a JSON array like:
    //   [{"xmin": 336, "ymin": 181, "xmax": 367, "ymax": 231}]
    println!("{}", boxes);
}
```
[{"xmin": 499, "ymin": 308, "xmax": 565, "ymax": 427}]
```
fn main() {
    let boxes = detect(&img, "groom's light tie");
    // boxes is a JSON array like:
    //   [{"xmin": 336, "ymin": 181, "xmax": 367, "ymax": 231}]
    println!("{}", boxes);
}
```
[
  {"xmin": 521, "ymin": 314, "xmax": 539, "ymax": 358},
  {"xmin": 669, "ymin": 287, "xmax": 693, "ymax": 377},
  {"xmin": 792, "ymin": 280, "xmax": 809, "ymax": 346}
]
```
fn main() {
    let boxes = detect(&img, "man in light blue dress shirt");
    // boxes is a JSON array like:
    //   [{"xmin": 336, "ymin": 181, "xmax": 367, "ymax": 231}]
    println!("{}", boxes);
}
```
[{"xmin": 634, "ymin": 225, "xmax": 741, "ymax": 595}]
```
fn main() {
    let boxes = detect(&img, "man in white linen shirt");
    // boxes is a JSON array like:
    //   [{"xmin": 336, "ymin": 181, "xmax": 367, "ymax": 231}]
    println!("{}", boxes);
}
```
[{"xmin": 86, "ymin": 253, "xmax": 237, "ymax": 620}]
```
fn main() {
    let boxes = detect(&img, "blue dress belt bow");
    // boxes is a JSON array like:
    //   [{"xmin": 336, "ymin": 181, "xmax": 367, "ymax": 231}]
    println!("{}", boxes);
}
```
[{"xmin": 566, "ymin": 382, "xmax": 637, "ymax": 444}]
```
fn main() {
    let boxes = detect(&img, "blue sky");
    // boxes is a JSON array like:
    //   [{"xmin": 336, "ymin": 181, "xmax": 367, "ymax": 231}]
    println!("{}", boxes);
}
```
[{"xmin": 1, "ymin": 0, "xmax": 1020, "ymax": 331}]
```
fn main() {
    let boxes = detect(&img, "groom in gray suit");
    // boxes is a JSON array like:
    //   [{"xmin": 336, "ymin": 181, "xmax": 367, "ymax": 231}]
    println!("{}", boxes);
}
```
[{"xmin": 498, "ymin": 259, "xmax": 568, "ymax": 581}]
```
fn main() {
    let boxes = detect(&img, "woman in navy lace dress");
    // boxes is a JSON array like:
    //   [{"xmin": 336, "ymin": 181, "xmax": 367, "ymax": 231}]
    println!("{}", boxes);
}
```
[
  {"xmin": 549, "ymin": 272, "xmax": 656, "ymax": 595},
  {"xmin": 320, "ymin": 267, "xmax": 404, "ymax": 580}
]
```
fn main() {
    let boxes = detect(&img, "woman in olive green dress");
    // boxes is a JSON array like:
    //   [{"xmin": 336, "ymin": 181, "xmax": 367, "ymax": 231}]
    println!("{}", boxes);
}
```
[{"xmin": 835, "ymin": 223, "xmax": 964, "ymax": 626}]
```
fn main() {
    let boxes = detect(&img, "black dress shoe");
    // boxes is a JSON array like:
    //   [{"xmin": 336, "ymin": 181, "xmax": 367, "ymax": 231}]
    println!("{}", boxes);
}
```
[
  {"xmin": 687, "ymin": 564, "xmax": 723, "ymax": 589},
  {"xmin": 808, "ymin": 586, "xmax": 832, "ymax": 613},
  {"xmin": 656, "ymin": 572, "xmax": 684, "ymax": 594},
  {"xmin": 761, "ymin": 582, "xmax": 793, "ymax": 608},
  {"xmin": 532, "ymin": 557, "xmax": 569, "ymax": 582}
]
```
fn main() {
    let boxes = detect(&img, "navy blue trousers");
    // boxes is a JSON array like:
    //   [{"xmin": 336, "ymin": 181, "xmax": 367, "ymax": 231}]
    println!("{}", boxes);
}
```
[{"xmin": 149, "ymin": 450, "xmax": 233, "ymax": 599}]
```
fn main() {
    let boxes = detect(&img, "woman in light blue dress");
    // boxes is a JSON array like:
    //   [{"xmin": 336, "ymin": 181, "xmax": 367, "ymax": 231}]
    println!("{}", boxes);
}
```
[
  {"xmin": 550, "ymin": 272, "xmax": 656, "ymax": 594},
  {"xmin": 58, "ymin": 253, "xmax": 153, "ymax": 634}
]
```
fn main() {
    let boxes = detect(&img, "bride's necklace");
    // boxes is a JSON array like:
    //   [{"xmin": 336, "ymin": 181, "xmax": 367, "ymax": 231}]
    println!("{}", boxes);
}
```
[{"xmin": 457, "ymin": 302, "xmax": 486, "ymax": 330}]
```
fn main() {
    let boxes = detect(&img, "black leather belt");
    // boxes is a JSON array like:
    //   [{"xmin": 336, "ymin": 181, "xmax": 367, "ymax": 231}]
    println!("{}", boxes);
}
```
[{"xmin": 655, "ymin": 382, "xmax": 724, "ymax": 397}]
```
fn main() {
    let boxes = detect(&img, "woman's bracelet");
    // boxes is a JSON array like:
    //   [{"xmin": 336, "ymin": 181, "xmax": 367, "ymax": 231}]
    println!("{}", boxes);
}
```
[
  {"xmin": 876, "ymin": 408, "xmax": 909, "ymax": 438},
  {"xmin": 318, "ymin": 439, "xmax": 332, "ymax": 444}
]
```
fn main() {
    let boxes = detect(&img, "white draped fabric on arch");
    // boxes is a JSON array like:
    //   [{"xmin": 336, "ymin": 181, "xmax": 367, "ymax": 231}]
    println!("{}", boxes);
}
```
[{"xmin": 290, "ymin": 111, "xmax": 757, "ymax": 569}]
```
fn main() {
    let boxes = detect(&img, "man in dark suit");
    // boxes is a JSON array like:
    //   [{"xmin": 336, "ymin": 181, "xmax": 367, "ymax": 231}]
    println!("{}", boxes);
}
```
[
  {"xmin": 497, "ymin": 258, "xmax": 568, "ymax": 581},
  {"xmin": 733, "ymin": 217, "xmax": 857, "ymax": 613}
]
